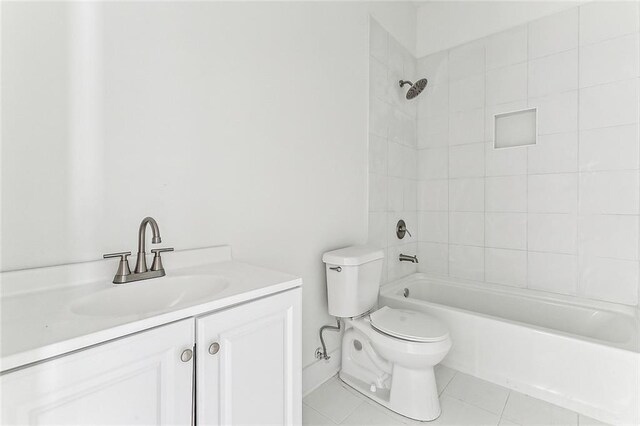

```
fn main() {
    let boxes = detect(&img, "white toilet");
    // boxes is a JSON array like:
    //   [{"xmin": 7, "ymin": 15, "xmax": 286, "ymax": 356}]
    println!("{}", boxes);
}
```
[{"xmin": 322, "ymin": 245, "xmax": 451, "ymax": 421}]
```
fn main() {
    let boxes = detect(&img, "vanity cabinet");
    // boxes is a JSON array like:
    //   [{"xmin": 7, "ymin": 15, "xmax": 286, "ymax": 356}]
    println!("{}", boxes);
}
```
[
  {"xmin": 0, "ymin": 288, "xmax": 301, "ymax": 426},
  {"xmin": 1, "ymin": 319, "xmax": 195, "ymax": 425},
  {"xmin": 196, "ymin": 288, "xmax": 302, "ymax": 425}
]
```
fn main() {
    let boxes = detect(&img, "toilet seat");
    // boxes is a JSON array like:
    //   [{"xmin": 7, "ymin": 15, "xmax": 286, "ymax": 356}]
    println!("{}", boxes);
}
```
[{"xmin": 370, "ymin": 306, "xmax": 449, "ymax": 343}]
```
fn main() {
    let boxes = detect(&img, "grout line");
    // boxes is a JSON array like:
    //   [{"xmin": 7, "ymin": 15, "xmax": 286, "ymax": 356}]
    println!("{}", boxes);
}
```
[{"xmin": 498, "ymin": 391, "xmax": 512, "ymax": 423}]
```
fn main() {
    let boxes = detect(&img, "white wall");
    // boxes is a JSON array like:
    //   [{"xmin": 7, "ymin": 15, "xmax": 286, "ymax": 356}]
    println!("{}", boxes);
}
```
[
  {"xmin": 416, "ymin": 1, "xmax": 578, "ymax": 57},
  {"xmin": 415, "ymin": 3, "xmax": 640, "ymax": 306},
  {"xmin": 0, "ymin": 1, "xmax": 416, "ymax": 370}
]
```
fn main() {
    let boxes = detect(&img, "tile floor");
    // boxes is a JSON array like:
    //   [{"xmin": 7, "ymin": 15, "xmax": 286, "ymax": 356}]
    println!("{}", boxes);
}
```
[{"xmin": 303, "ymin": 366, "xmax": 609, "ymax": 426}]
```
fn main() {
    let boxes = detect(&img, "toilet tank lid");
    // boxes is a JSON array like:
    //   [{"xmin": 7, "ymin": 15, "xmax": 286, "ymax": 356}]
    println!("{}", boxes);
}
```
[{"xmin": 322, "ymin": 245, "xmax": 384, "ymax": 266}]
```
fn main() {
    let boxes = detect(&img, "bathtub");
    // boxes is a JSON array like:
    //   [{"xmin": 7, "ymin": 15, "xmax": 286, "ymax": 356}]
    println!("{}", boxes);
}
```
[{"xmin": 379, "ymin": 273, "xmax": 640, "ymax": 425}]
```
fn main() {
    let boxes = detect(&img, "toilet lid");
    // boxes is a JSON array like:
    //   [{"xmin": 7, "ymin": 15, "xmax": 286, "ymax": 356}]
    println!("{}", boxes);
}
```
[{"xmin": 370, "ymin": 306, "xmax": 449, "ymax": 343}]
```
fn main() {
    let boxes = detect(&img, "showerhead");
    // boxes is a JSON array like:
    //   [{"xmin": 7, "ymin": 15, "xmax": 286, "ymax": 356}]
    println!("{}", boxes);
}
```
[{"xmin": 399, "ymin": 78, "xmax": 428, "ymax": 100}]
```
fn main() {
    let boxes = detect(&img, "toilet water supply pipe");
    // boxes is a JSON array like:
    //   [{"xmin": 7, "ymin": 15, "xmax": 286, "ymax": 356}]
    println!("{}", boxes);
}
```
[{"xmin": 317, "ymin": 319, "xmax": 342, "ymax": 360}]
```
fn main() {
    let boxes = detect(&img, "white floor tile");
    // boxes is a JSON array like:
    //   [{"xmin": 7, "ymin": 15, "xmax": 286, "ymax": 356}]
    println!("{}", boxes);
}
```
[
  {"xmin": 435, "ymin": 364, "xmax": 457, "ymax": 395},
  {"xmin": 303, "ymin": 404, "xmax": 337, "ymax": 425},
  {"xmin": 444, "ymin": 373, "xmax": 510, "ymax": 415},
  {"xmin": 341, "ymin": 400, "xmax": 404, "ymax": 426},
  {"xmin": 304, "ymin": 377, "xmax": 364, "ymax": 423},
  {"xmin": 578, "ymin": 414, "xmax": 611, "ymax": 426},
  {"xmin": 502, "ymin": 391, "xmax": 578, "ymax": 426},
  {"xmin": 432, "ymin": 395, "xmax": 501, "ymax": 425}
]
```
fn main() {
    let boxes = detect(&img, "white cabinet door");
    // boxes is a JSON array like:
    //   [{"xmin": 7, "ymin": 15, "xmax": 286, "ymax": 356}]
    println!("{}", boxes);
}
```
[
  {"xmin": 197, "ymin": 288, "xmax": 301, "ymax": 426},
  {"xmin": 1, "ymin": 319, "xmax": 194, "ymax": 425}
]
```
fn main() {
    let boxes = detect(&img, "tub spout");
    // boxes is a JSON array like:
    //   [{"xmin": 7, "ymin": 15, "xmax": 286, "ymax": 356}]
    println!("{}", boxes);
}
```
[{"xmin": 399, "ymin": 254, "xmax": 418, "ymax": 263}]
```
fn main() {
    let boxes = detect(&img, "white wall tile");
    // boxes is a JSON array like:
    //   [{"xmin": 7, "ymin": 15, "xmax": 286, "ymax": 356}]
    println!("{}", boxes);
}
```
[
  {"xmin": 485, "ymin": 142, "xmax": 528, "ymax": 177},
  {"xmin": 369, "ymin": 173, "xmax": 387, "ymax": 212},
  {"xmin": 419, "ymin": 179, "xmax": 448, "ymax": 211},
  {"xmin": 418, "ymin": 114, "xmax": 448, "ymax": 149},
  {"xmin": 450, "ymin": 75, "xmax": 485, "ymax": 112},
  {"xmin": 388, "ymin": 142, "xmax": 404, "ymax": 177},
  {"xmin": 420, "ymin": 211, "xmax": 448, "ymax": 243},
  {"xmin": 485, "ymin": 212, "xmax": 527, "ymax": 250},
  {"xmin": 449, "ymin": 143, "xmax": 485, "ymax": 178},
  {"xmin": 449, "ymin": 40, "xmax": 485, "ymax": 82},
  {"xmin": 527, "ymin": 132, "xmax": 578, "ymax": 174},
  {"xmin": 485, "ymin": 63, "xmax": 527, "ymax": 106},
  {"xmin": 417, "ymin": 50, "xmax": 449, "ymax": 86},
  {"xmin": 528, "ymin": 49, "xmax": 578, "ymax": 98},
  {"xmin": 449, "ymin": 178, "xmax": 484, "ymax": 212},
  {"xmin": 579, "ymin": 124, "xmax": 639, "ymax": 171},
  {"xmin": 579, "ymin": 171, "xmax": 639, "ymax": 215},
  {"xmin": 528, "ymin": 213, "xmax": 577, "ymax": 254},
  {"xmin": 419, "ymin": 147, "xmax": 448, "ymax": 180},
  {"xmin": 529, "ymin": 91, "xmax": 578, "ymax": 135},
  {"xmin": 485, "ymin": 248, "xmax": 527, "ymax": 287},
  {"xmin": 449, "ymin": 108, "xmax": 485, "ymax": 146},
  {"xmin": 580, "ymin": 34, "xmax": 640, "ymax": 88},
  {"xmin": 418, "ymin": 242, "xmax": 448, "ymax": 275},
  {"xmin": 370, "ymin": 57, "xmax": 388, "ymax": 101},
  {"xmin": 369, "ymin": 19, "xmax": 388, "ymax": 65},
  {"xmin": 403, "ymin": 179, "xmax": 417, "ymax": 211},
  {"xmin": 419, "ymin": 83, "xmax": 448, "ymax": 118},
  {"xmin": 579, "ymin": 256, "xmax": 639, "ymax": 305},
  {"xmin": 387, "ymin": 35, "xmax": 405, "ymax": 74},
  {"xmin": 368, "ymin": 211, "xmax": 387, "ymax": 249},
  {"xmin": 485, "ymin": 176, "xmax": 527, "ymax": 212},
  {"xmin": 527, "ymin": 252, "xmax": 578, "ymax": 295},
  {"xmin": 579, "ymin": 1, "xmax": 640, "ymax": 46},
  {"xmin": 485, "ymin": 25, "xmax": 528, "ymax": 71},
  {"xmin": 528, "ymin": 173, "xmax": 578, "ymax": 213},
  {"xmin": 528, "ymin": 8, "xmax": 579, "ymax": 59},
  {"xmin": 449, "ymin": 244, "xmax": 484, "ymax": 280},
  {"xmin": 387, "ymin": 176, "xmax": 404, "ymax": 212},
  {"xmin": 579, "ymin": 78, "xmax": 639, "ymax": 130},
  {"xmin": 369, "ymin": 133, "xmax": 387, "ymax": 175},
  {"xmin": 449, "ymin": 212, "xmax": 484, "ymax": 246},
  {"xmin": 370, "ymin": 97, "xmax": 391, "ymax": 138},
  {"xmin": 578, "ymin": 214, "xmax": 639, "ymax": 260}
]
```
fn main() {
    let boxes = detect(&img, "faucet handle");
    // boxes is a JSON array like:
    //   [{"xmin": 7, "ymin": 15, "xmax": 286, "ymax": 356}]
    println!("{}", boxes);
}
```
[
  {"xmin": 103, "ymin": 251, "xmax": 131, "ymax": 260},
  {"xmin": 103, "ymin": 251, "xmax": 132, "ymax": 283},
  {"xmin": 151, "ymin": 248, "xmax": 174, "ymax": 272}
]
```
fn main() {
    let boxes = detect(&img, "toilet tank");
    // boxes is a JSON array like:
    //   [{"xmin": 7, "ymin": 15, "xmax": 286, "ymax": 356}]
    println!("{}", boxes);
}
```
[{"xmin": 322, "ymin": 245, "xmax": 384, "ymax": 318}]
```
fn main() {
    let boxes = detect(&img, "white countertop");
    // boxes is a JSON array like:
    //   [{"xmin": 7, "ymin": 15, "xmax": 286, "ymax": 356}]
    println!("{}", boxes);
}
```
[{"xmin": 0, "ymin": 246, "xmax": 301, "ymax": 373}]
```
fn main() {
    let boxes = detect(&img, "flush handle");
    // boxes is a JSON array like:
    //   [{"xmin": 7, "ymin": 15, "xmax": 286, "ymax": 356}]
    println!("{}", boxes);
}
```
[{"xmin": 329, "ymin": 266, "xmax": 342, "ymax": 272}]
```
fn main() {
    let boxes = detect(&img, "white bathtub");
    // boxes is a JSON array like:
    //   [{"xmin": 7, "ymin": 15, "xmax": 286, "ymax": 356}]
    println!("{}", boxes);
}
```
[{"xmin": 380, "ymin": 273, "xmax": 640, "ymax": 425}]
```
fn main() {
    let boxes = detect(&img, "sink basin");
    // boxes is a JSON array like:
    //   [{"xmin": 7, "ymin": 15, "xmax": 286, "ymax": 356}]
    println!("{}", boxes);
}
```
[{"xmin": 70, "ymin": 275, "xmax": 229, "ymax": 317}]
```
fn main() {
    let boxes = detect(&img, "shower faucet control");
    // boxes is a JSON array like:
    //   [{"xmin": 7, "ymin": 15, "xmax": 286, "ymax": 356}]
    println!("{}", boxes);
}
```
[{"xmin": 103, "ymin": 217, "xmax": 173, "ymax": 284}]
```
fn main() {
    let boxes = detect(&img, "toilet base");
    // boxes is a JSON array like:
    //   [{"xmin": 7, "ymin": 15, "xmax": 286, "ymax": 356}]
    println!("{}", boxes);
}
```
[{"xmin": 339, "ymin": 368, "xmax": 441, "ymax": 422}]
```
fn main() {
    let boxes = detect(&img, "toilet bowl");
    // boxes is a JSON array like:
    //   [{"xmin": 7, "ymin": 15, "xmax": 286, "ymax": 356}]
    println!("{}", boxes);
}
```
[
  {"xmin": 340, "ymin": 306, "xmax": 451, "ymax": 421},
  {"xmin": 322, "ymin": 246, "xmax": 452, "ymax": 421}
]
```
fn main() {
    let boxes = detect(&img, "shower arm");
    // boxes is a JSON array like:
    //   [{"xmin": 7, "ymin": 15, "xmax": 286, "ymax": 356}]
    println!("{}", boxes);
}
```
[{"xmin": 399, "ymin": 80, "xmax": 414, "ymax": 88}]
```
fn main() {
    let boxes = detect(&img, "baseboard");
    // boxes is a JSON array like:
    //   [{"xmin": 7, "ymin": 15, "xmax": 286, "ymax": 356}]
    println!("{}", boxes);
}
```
[{"xmin": 302, "ymin": 348, "xmax": 341, "ymax": 397}]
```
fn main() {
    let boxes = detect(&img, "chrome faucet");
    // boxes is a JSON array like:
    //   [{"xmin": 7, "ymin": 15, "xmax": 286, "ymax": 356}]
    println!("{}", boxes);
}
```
[
  {"xmin": 399, "ymin": 253, "xmax": 419, "ymax": 263},
  {"xmin": 103, "ymin": 217, "xmax": 174, "ymax": 284}
]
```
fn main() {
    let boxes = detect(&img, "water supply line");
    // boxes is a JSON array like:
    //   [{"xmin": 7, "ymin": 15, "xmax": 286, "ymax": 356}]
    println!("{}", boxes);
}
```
[{"xmin": 315, "ymin": 319, "xmax": 342, "ymax": 360}]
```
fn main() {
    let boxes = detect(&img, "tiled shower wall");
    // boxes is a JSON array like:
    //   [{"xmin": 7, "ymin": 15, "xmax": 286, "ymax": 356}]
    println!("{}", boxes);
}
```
[
  {"xmin": 368, "ymin": 19, "xmax": 419, "ymax": 283},
  {"xmin": 415, "ymin": 3, "xmax": 640, "ymax": 306}
]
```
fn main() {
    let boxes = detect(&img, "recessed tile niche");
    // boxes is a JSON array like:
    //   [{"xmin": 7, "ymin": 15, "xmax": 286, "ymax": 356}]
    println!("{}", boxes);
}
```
[{"xmin": 493, "ymin": 108, "xmax": 537, "ymax": 149}]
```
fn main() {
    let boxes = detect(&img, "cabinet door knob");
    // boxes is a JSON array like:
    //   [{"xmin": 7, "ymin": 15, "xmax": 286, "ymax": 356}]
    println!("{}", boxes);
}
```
[
  {"xmin": 180, "ymin": 349, "xmax": 193, "ymax": 362},
  {"xmin": 209, "ymin": 342, "xmax": 220, "ymax": 355}
]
